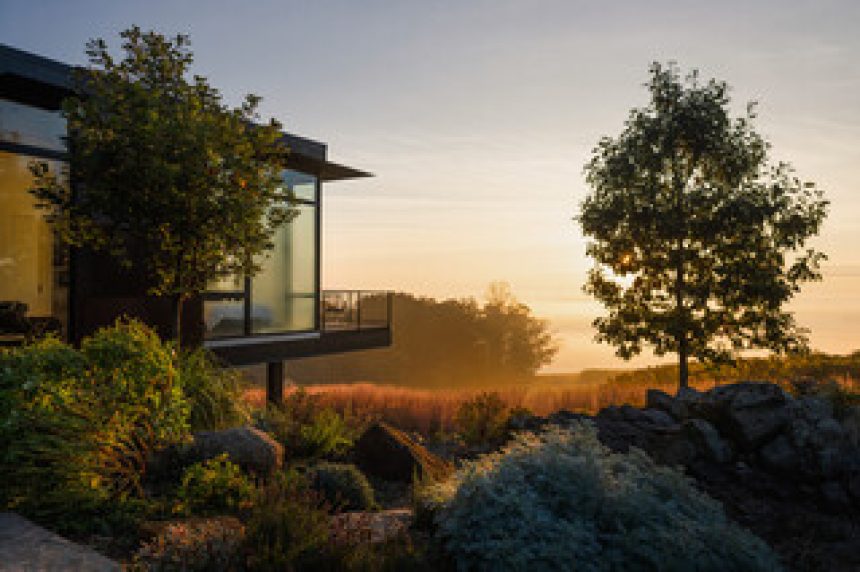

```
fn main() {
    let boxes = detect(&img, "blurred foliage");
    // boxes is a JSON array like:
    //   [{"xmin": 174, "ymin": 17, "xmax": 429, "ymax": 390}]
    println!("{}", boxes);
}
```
[
  {"xmin": 454, "ymin": 392, "xmax": 510, "ymax": 446},
  {"xmin": 0, "ymin": 319, "xmax": 188, "ymax": 532},
  {"xmin": 610, "ymin": 351, "xmax": 860, "ymax": 391},
  {"xmin": 309, "ymin": 462, "xmax": 377, "ymax": 511},
  {"xmin": 254, "ymin": 389, "xmax": 358, "ymax": 459},
  {"xmin": 286, "ymin": 284, "xmax": 558, "ymax": 387},
  {"xmin": 174, "ymin": 454, "xmax": 255, "ymax": 516},
  {"xmin": 423, "ymin": 424, "xmax": 783, "ymax": 571},
  {"xmin": 179, "ymin": 348, "xmax": 249, "ymax": 432}
]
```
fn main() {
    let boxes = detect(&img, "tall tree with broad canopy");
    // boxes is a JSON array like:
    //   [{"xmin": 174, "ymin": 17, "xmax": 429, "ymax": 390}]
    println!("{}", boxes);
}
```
[
  {"xmin": 30, "ymin": 27, "xmax": 293, "ymax": 342},
  {"xmin": 578, "ymin": 62, "xmax": 828, "ymax": 389}
]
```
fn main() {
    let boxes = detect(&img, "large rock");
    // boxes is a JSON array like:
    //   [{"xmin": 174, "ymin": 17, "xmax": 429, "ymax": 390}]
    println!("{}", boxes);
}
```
[
  {"xmin": 759, "ymin": 434, "xmax": 800, "ymax": 474},
  {"xmin": 700, "ymin": 382, "xmax": 790, "ymax": 450},
  {"xmin": 683, "ymin": 419, "xmax": 733, "ymax": 464},
  {"xmin": 184, "ymin": 427, "xmax": 283, "ymax": 476},
  {"xmin": 355, "ymin": 423, "xmax": 452, "ymax": 483}
]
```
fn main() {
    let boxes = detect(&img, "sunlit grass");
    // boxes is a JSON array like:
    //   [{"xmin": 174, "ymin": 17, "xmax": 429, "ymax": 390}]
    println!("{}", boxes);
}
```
[{"xmin": 242, "ymin": 378, "xmax": 721, "ymax": 435}]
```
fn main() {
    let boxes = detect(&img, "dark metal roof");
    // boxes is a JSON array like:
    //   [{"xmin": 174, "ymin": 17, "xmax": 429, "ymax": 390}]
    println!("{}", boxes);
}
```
[{"xmin": 0, "ymin": 43, "xmax": 370, "ymax": 181}]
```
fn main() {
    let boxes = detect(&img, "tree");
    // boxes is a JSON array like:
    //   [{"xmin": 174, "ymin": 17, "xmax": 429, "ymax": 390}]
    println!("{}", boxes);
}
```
[
  {"xmin": 578, "ymin": 62, "xmax": 828, "ymax": 389},
  {"xmin": 30, "ymin": 27, "xmax": 292, "ymax": 342}
]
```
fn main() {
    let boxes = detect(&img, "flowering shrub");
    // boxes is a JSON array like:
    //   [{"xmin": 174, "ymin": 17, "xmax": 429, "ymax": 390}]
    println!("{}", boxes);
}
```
[
  {"xmin": 130, "ymin": 516, "xmax": 245, "ymax": 571},
  {"xmin": 0, "ymin": 320, "xmax": 188, "ymax": 529},
  {"xmin": 422, "ymin": 423, "xmax": 783, "ymax": 572},
  {"xmin": 310, "ymin": 462, "xmax": 377, "ymax": 511},
  {"xmin": 174, "ymin": 454, "xmax": 255, "ymax": 516}
]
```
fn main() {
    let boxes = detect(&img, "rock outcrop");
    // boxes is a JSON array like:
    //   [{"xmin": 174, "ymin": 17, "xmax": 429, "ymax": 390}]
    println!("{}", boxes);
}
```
[
  {"xmin": 182, "ymin": 426, "xmax": 284, "ymax": 476},
  {"xmin": 355, "ymin": 423, "xmax": 452, "ymax": 483}
]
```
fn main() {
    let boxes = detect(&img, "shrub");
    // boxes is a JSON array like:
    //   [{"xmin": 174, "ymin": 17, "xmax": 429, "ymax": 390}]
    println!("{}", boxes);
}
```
[
  {"xmin": 244, "ymin": 471, "xmax": 333, "ymax": 571},
  {"xmin": 454, "ymin": 392, "xmax": 509, "ymax": 446},
  {"xmin": 130, "ymin": 516, "xmax": 245, "ymax": 572},
  {"xmin": 423, "ymin": 423, "xmax": 783, "ymax": 572},
  {"xmin": 174, "ymin": 454, "xmax": 255, "ymax": 516},
  {"xmin": 179, "ymin": 348, "xmax": 249, "ymax": 432},
  {"xmin": 255, "ymin": 389, "xmax": 354, "ymax": 459},
  {"xmin": 310, "ymin": 463, "xmax": 376, "ymax": 511},
  {"xmin": 0, "ymin": 320, "xmax": 188, "ymax": 530}
]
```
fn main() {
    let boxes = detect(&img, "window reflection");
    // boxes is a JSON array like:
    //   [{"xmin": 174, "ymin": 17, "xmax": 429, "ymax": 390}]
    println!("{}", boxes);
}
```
[
  {"xmin": 0, "ymin": 99, "xmax": 66, "ymax": 151},
  {"xmin": 0, "ymin": 151, "xmax": 68, "ymax": 336},
  {"xmin": 203, "ymin": 169, "xmax": 319, "ymax": 339}
]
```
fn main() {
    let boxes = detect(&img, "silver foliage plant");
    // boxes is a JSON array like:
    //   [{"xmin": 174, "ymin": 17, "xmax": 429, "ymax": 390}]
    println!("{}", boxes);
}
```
[{"xmin": 424, "ymin": 423, "xmax": 783, "ymax": 572}]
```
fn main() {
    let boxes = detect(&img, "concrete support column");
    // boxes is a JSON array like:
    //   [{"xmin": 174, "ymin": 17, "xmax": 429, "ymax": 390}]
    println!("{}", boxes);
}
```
[{"xmin": 266, "ymin": 361, "xmax": 284, "ymax": 405}]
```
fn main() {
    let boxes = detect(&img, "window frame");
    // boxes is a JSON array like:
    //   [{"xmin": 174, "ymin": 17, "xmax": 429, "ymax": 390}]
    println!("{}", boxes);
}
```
[{"xmin": 202, "ymin": 169, "xmax": 322, "ymax": 340}]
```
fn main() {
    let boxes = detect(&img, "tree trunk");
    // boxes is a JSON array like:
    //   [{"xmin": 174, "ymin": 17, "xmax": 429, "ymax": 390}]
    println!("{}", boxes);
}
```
[
  {"xmin": 172, "ymin": 294, "xmax": 184, "ymax": 350},
  {"xmin": 678, "ymin": 336, "xmax": 689, "ymax": 389}
]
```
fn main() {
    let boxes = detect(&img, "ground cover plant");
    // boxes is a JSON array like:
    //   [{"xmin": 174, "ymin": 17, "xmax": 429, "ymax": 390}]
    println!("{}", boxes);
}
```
[{"xmin": 419, "ymin": 423, "xmax": 784, "ymax": 572}]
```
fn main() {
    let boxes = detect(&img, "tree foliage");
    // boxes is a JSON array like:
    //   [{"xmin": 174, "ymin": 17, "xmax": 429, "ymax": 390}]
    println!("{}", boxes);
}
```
[
  {"xmin": 29, "ymin": 27, "xmax": 292, "ymax": 337},
  {"xmin": 287, "ymin": 284, "xmax": 558, "ymax": 386},
  {"xmin": 579, "ymin": 62, "xmax": 828, "ymax": 387}
]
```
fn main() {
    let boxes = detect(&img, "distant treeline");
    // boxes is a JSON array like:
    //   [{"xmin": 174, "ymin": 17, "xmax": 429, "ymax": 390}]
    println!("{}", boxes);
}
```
[
  {"xmin": 608, "ymin": 351, "xmax": 860, "ymax": 387},
  {"xmin": 287, "ymin": 285, "xmax": 558, "ymax": 388}
]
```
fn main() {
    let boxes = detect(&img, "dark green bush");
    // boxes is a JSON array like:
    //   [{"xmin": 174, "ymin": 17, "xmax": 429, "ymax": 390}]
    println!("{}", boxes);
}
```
[
  {"xmin": 174, "ymin": 454, "xmax": 255, "ymax": 516},
  {"xmin": 0, "ymin": 320, "xmax": 189, "ymax": 531},
  {"xmin": 454, "ymin": 392, "xmax": 510, "ymax": 446},
  {"xmin": 244, "ymin": 471, "xmax": 332, "ymax": 571},
  {"xmin": 310, "ymin": 463, "xmax": 376, "ymax": 511},
  {"xmin": 179, "ymin": 348, "xmax": 249, "ymax": 432},
  {"xmin": 254, "ymin": 389, "xmax": 354, "ymax": 459}
]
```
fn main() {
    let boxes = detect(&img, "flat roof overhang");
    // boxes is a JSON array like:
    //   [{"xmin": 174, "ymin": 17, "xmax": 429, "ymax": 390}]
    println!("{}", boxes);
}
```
[{"xmin": 0, "ymin": 43, "xmax": 370, "ymax": 181}]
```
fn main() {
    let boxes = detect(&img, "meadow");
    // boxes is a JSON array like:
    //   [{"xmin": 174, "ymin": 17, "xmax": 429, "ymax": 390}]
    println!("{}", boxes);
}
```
[{"xmin": 243, "ymin": 352, "xmax": 860, "ymax": 435}]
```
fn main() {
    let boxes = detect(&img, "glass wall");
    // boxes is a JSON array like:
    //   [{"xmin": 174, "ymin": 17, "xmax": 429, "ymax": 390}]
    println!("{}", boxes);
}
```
[
  {"xmin": 204, "ymin": 169, "xmax": 318, "ymax": 339},
  {"xmin": 0, "ymin": 151, "xmax": 68, "ymax": 334},
  {"xmin": 0, "ymin": 99, "xmax": 67, "ymax": 151}
]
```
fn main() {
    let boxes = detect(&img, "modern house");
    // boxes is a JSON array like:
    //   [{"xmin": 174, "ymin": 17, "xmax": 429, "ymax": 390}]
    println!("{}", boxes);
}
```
[{"xmin": 0, "ymin": 43, "xmax": 392, "ymax": 401}]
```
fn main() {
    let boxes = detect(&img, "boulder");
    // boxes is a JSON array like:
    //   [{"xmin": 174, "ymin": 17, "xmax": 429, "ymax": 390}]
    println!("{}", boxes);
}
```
[
  {"xmin": 820, "ymin": 481, "xmax": 852, "ymax": 512},
  {"xmin": 641, "ymin": 408, "xmax": 676, "ymax": 427},
  {"xmin": 699, "ymin": 382, "xmax": 790, "ymax": 450},
  {"xmin": 683, "ymin": 419, "xmax": 733, "ymax": 464},
  {"xmin": 646, "ymin": 389, "xmax": 675, "ymax": 415},
  {"xmin": 355, "ymin": 423, "xmax": 452, "ymax": 483},
  {"xmin": 759, "ymin": 434, "xmax": 800, "ymax": 474},
  {"xmin": 184, "ymin": 427, "xmax": 283, "ymax": 476}
]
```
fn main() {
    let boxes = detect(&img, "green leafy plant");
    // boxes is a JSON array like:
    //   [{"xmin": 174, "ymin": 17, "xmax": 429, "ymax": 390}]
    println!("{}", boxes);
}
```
[
  {"xmin": 179, "ymin": 348, "xmax": 249, "ymax": 432},
  {"xmin": 0, "ymin": 320, "xmax": 189, "ymax": 531},
  {"xmin": 310, "ymin": 463, "xmax": 377, "ymax": 511},
  {"xmin": 579, "ymin": 62, "xmax": 828, "ymax": 389},
  {"xmin": 422, "ymin": 423, "xmax": 783, "ymax": 571},
  {"xmin": 174, "ymin": 454, "xmax": 255, "ymax": 516},
  {"xmin": 454, "ymin": 392, "xmax": 509, "ymax": 446},
  {"xmin": 255, "ymin": 389, "xmax": 355, "ymax": 459},
  {"xmin": 130, "ymin": 516, "xmax": 245, "ymax": 572},
  {"xmin": 29, "ymin": 26, "xmax": 292, "ymax": 342},
  {"xmin": 244, "ymin": 471, "xmax": 333, "ymax": 571}
]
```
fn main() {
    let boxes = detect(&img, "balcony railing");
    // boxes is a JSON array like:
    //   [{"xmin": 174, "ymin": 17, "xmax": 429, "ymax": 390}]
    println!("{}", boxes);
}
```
[{"xmin": 321, "ymin": 290, "xmax": 392, "ymax": 332}]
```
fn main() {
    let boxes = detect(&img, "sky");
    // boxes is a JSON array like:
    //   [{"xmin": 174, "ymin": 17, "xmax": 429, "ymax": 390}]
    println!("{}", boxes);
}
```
[{"xmin": 2, "ymin": 0, "xmax": 858, "ymax": 372}]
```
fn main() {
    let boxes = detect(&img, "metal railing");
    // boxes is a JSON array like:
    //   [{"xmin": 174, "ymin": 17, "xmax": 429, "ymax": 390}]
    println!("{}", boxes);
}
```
[{"xmin": 321, "ymin": 290, "xmax": 392, "ymax": 332}]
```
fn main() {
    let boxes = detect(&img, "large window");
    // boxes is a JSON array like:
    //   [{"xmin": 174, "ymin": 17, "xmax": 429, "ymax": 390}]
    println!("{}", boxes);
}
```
[
  {"xmin": 0, "ymin": 151, "xmax": 68, "ymax": 334},
  {"xmin": 204, "ymin": 170, "xmax": 318, "ymax": 339},
  {"xmin": 0, "ymin": 99, "xmax": 67, "ymax": 152}
]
